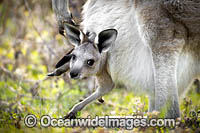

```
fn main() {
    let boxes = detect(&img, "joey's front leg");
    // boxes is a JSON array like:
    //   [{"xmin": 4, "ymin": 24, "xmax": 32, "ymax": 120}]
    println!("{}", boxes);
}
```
[{"xmin": 64, "ymin": 70, "xmax": 114, "ymax": 119}]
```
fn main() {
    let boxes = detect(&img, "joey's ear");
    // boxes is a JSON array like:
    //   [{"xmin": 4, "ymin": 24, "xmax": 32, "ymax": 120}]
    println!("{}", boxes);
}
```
[
  {"xmin": 63, "ymin": 23, "xmax": 84, "ymax": 47},
  {"xmin": 55, "ymin": 54, "xmax": 72, "ymax": 68},
  {"xmin": 55, "ymin": 48, "xmax": 74, "ymax": 68},
  {"xmin": 96, "ymin": 29, "xmax": 118, "ymax": 53}
]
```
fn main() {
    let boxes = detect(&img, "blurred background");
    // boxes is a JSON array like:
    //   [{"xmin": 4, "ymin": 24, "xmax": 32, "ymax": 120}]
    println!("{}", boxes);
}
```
[{"xmin": 0, "ymin": 0, "xmax": 199, "ymax": 132}]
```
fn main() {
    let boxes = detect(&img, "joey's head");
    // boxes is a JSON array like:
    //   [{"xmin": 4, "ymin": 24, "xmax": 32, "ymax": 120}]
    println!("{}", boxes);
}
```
[{"xmin": 64, "ymin": 23, "xmax": 117, "ymax": 79}]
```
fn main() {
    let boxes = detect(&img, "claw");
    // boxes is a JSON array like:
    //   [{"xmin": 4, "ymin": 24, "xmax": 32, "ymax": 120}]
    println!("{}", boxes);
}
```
[
  {"xmin": 79, "ymin": 99, "xmax": 83, "ymax": 102},
  {"xmin": 63, "ymin": 112, "xmax": 77, "ymax": 119},
  {"xmin": 98, "ymin": 98, "xmax": 104, "ymax": 103}
]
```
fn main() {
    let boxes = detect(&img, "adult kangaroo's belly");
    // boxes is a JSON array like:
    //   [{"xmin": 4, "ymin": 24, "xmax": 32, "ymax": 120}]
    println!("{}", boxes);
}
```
[
  {"xmin": 108, "ymin": 43, "xmax": 154, "ymax": 94},
  {"xmin": 82, "ymin": 0, "xmax": 154, "ymax": 93}
]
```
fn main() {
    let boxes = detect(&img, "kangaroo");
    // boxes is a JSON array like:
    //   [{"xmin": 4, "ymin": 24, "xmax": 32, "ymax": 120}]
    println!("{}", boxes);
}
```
[{"xmin": 51, "ymin": 0, "xmax": 200, "ymax": 118}]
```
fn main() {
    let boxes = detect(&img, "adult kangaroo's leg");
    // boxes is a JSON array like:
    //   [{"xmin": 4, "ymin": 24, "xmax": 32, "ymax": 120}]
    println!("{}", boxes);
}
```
[
  {"xmin": 136, "ymin": 4, "xmax": 187, "ymax": 118},
  {"xmin": 152, "ymin": 46, "xmax": 182, "ymax": 118}
]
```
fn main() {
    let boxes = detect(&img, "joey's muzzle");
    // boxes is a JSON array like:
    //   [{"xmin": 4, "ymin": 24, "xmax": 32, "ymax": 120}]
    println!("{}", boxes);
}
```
[{"xmin": 70, "ymin": 70, "xmax": 80, "ymax": 79}]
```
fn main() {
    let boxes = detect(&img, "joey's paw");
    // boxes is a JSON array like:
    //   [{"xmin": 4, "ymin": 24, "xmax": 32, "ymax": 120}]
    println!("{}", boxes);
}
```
[
  {"xmin": 98, "ymin": 98, "xmax": 104, "ymax": 103},
  {"xmin": 63, "ymin": 112, "xmax": 77, "ymax": 119},
  {"xmin": 79, "ymin": 99, "xmax": 83, "ymax": 102}
]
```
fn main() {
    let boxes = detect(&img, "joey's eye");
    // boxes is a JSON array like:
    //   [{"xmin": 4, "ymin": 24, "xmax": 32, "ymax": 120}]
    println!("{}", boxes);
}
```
[
  {"xmin": 72, "ymin": 55, "xmax": 76, "ymax": 60},
  {"xmin": 87, "ymin": 59, "xmax": 95, "ymax": 66}
]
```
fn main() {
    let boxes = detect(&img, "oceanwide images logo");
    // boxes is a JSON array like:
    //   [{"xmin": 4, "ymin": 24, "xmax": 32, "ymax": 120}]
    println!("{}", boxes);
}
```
[{"xmin": 24, "ymin": 114, "xmax": 176, "ymax": 129}]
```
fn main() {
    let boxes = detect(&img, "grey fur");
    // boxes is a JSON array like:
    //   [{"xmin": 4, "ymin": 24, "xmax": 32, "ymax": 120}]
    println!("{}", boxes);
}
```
[{"xmin": 65, "ymin": 0, "xmax": 200, "ymax": 118}]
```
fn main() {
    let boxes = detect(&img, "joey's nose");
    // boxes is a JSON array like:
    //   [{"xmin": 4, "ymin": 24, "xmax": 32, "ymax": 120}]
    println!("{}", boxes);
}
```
[{"xmin": 70, "ymin": 71, "xmax": 79, "ymax": 79}]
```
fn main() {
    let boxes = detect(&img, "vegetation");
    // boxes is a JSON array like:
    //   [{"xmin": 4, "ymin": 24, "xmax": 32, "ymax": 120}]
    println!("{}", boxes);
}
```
[{"xmin": 0, "ymin": 0, "xmax": 199, "ymax": 132}]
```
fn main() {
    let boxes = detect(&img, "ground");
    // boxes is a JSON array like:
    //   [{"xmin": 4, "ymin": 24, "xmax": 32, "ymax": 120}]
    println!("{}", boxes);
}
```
[{"xmin": 0, "ymin": 0, "xmax": 199, "ymax": 132}]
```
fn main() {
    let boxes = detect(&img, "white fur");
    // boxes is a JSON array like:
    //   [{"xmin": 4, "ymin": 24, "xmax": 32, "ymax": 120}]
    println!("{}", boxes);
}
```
[
  {"xmin": 81, "ymin": 0, "xmax": 200, "ymax": 98},
  {"xmin": 82, "ymin": 0, "xmax": 155, "ymax": 94}
]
